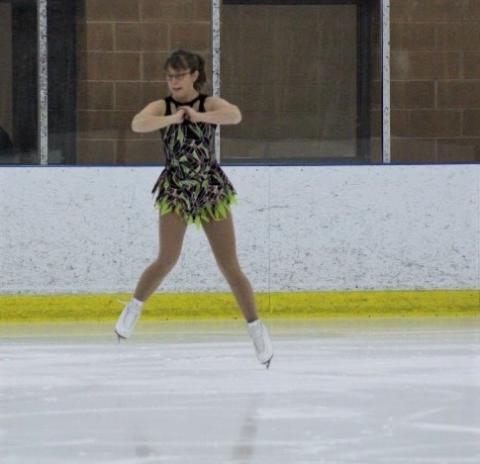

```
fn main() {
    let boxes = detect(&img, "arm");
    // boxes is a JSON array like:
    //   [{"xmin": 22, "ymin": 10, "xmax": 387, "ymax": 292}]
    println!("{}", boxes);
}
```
[
  {"xmin": 200, "ymin": 97, "xmax": 242, "ymax": 125},
  {"xmin": 131, "ymin": 100, "xmax": 177, "ymax": 133}
]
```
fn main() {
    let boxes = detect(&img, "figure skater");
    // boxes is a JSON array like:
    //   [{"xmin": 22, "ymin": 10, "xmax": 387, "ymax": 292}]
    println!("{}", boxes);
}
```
[{"xmin": 114, "ymin": 49, "xmax": 273, "ymax": 368}]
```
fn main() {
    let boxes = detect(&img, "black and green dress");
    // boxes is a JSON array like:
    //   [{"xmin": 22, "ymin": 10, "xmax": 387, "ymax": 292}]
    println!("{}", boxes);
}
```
[{"xmin": 151, "ymin": 93, "xmax": 238, "ymax": 230}]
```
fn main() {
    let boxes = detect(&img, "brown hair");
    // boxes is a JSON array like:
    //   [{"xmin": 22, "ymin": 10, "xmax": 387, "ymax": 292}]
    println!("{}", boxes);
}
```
[{"xmin": 164, "ymin": 49, "xmax": 207, "ymax": 92}]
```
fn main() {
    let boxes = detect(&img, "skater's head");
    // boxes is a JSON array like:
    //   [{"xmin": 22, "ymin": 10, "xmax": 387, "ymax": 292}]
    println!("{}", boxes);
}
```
[{"xmin": 164, "ymin": 49, "xmax": 207, "ymax": 97}]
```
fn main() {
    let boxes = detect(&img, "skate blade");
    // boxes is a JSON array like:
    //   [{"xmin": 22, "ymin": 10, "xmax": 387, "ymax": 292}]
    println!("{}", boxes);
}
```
[
  {"xmin": 263, "ymin": 354, "xmax": 273, "ymax": 369},
  {"xmin": 114, "ymin": 329, "xmax": 127, "ymax": 343}
]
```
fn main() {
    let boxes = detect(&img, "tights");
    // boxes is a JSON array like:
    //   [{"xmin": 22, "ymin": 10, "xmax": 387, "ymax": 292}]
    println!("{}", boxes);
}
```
[{"xmin": 133, "ymin": 210, "xmax": 259, "ymax": 323}]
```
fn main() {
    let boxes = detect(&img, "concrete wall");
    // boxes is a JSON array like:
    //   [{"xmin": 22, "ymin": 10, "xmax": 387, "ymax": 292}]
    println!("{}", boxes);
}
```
[{"xmin": 0, "ymin": 165, "xmax": 478, "ymax": 294}]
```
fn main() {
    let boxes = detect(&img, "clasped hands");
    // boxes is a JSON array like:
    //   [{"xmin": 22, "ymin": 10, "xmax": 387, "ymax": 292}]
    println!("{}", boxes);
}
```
[{"xmin": 177, "ymin": 106, "xmax": 204, "ymax": 124}]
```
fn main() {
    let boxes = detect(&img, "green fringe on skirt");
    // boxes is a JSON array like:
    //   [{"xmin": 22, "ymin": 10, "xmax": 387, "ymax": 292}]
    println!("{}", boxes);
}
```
[{"xmin": 154, "ymin": 190, "xmax": 239, "ymax": 230}]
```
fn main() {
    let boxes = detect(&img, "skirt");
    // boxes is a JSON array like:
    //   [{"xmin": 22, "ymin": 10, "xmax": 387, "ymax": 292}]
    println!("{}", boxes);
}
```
[{"xmin": 151, "ymin": 165, "xmax": 238, "ymax": 230}]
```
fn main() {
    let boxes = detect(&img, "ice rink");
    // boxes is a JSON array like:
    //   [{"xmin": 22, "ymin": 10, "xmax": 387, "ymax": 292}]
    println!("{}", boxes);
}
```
[{"xmin": 1, "ymin": 317, "xmax": 479, "ymax": 464}]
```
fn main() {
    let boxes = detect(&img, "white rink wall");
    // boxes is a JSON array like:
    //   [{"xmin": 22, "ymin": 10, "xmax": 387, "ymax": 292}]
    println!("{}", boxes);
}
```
[{"xmin": 0, "ymin": 165, "xmax": 478, "ymax": 294}]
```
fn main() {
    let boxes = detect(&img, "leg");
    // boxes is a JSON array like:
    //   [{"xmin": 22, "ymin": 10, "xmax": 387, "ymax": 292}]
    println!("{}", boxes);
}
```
[
  {"xmin": 133, "ymin": 211, "xmax": 188, "ymax": 301},
  {"xmin": 201, "ymin": 209, "xmax": 259, "ymax": 322}
]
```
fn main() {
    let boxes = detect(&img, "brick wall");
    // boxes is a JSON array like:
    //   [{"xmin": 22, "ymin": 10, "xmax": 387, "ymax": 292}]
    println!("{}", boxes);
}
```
[
  {"xmin": 389, "ymin": 0, "xmax": 480, "ymax": 162},
  {"xmin": 76, "ymin": 0, "xmax": 212, "ymax": 164},
  {"xmin": 76, "ymin": 0, "xmax": 479, "ymax": 165}
]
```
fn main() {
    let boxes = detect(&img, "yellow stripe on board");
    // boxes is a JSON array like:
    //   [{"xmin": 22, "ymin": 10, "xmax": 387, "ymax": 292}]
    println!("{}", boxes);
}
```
[{"xmin": 0, "ymin": 290, "xmax": 478, "ymax": 322}]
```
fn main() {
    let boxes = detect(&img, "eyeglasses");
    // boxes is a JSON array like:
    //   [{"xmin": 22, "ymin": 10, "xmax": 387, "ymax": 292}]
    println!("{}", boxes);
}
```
[{"xmin": 165, "ymin": 71, "xmax": 191, "ymax": 81}]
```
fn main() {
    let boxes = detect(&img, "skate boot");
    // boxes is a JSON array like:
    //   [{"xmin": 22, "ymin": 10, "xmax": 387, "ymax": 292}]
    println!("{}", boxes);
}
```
[
  {"xmin": 247, "ymin": 319, "xmax": 273, "ymax": 368},
  {"xmin": 114, "ymin": 298, "xmax": 144, "ymax": 341}
]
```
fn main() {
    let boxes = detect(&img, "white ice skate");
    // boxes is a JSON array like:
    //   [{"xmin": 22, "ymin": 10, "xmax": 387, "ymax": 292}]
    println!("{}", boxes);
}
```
[
  {"xmin": 247, "ymin": 319, "xmax": 273, "ymax": 368},
  {"xmin": 114, "ymin": 299, "xmax": 144, "ymax": 341}
]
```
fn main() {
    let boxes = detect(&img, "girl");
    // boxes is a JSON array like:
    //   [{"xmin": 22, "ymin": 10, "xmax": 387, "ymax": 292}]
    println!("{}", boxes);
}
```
[{"xmin": 114, "ymin": 49, "xmax": 273, "ymax": 368}]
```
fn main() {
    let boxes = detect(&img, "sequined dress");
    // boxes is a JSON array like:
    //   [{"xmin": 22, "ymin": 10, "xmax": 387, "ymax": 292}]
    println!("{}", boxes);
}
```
[{"xmin": 151, "ymin": 93, "xmax": 238, "ymax": 229}]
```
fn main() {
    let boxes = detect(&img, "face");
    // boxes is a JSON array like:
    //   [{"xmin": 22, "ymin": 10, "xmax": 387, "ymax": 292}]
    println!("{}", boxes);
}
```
[{"xmin": 165, "ymin": 66, "xmax": 199, "ymax": 97}]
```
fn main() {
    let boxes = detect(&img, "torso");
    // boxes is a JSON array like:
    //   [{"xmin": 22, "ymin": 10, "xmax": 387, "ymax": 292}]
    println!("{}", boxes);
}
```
[
  {"xmin": 160, "ymin": 93, "xmax": 217, "ymax": 164},
  {"xmin": 164, "ymin": 93, "xmax": 214, "ymax": 117},
  {"xmin": 151, "ymin": 94, "xmax": 237, "ymax": 226}
]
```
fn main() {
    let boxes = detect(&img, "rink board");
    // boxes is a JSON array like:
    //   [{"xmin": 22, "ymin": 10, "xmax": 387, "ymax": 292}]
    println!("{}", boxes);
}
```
[{"xmin": 0, "ymin": 290, "xmax": 478, "ymax": 322}]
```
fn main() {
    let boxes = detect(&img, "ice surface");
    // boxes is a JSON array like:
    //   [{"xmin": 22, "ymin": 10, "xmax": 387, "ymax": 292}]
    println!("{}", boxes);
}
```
[{"xmin": 1, "ymin": 318, "xmax": 479, "ymax": 463}]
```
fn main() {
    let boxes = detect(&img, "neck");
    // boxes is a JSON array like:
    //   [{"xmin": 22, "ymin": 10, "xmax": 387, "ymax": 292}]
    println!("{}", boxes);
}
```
[{"xmin": 172, "ymin": 91, "xmax": 200, "ymax": 103}]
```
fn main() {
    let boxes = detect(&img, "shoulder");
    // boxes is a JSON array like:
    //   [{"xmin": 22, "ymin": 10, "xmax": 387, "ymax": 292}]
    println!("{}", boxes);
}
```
[
  {"xmin": 204, "ymin": 95, "xmax": 237, "ymax": 112},
  {"xmin": 137, "ymin": 98, "xmax": 167, "ymax": 117}
]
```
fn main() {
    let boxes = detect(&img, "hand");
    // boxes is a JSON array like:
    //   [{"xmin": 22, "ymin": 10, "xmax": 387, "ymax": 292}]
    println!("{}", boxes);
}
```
[
  {"xmin": 172, "ymin": 108, "xmax": 186, "ymax": 125},
  {"xmin": 178, "ymin": 105, "xmax": 204, "ymax": 123}
]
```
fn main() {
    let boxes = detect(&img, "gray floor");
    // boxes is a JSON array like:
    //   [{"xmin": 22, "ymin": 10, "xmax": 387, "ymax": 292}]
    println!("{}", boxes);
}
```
[{"xmin": 1, "ymin": 317, "xmax": 479, "ymax": 464}]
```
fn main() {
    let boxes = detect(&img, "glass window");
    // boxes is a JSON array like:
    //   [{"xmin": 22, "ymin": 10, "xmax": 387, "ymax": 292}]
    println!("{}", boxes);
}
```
[
  {"xmin": 74, "ymin": 0, "xmax": 168, "ymax": 165},
  {"xmin": 390, "ymin": 1, "xmax": 480, "ymax": 163},
  {"xmin": 3, "ymin": 1, "xmax": 475, "ymax": 166},
  {"xmin": 0, "ymin": 0, "xmax": 38, "ymax": 165},
  {"xmin": 220, "ymin": 0, "xmax": 382, "ymax": 165}
]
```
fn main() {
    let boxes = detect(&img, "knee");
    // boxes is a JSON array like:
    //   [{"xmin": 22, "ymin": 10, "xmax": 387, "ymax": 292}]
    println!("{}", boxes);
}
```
[
  {"xmin": 152, "ymin": 254, "xmax": 180, "ymax": 273},
  {"xmin": 218, "ymin": 262, "xmax": 243, "ymax": 281}
]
